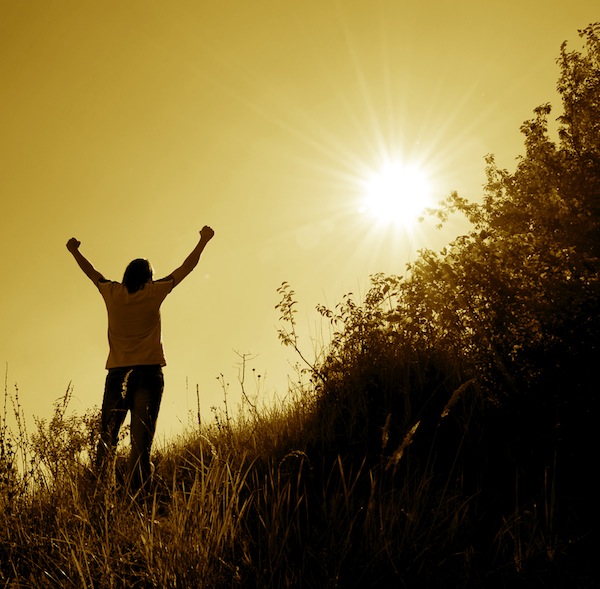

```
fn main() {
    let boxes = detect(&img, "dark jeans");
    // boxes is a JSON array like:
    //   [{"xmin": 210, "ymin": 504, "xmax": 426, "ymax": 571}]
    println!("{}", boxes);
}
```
[{"xmin": 96, "ymin": 365, "xmax": 164, "ymax": 494}]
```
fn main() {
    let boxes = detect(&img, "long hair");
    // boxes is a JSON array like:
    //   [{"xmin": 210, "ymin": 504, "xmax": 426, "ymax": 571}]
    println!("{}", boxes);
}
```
[{"xmin": 122, "ymin": 259, "xmax": 153, "ymax": 294}]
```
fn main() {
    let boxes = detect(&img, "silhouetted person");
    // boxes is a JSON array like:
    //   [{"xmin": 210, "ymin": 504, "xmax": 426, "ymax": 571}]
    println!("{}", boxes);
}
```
[{"xmin": 66, "ymin": 226, "xmax": 215, "ymax": 496}]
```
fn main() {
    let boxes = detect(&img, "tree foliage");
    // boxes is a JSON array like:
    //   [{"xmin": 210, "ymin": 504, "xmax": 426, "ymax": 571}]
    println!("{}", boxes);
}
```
[
  {"xmin": 298, "ymin": 22, "xmax": 599, "ymax": 565},
  {"xmin": 315, "ymin": 21, "xmax": 599, "ymax": 408}
]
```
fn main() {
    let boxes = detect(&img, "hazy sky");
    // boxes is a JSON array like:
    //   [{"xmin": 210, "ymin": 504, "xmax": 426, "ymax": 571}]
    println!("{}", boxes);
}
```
[{"xmin": 1, "ymin": 1, "xmax": 596, "ymax": 440}]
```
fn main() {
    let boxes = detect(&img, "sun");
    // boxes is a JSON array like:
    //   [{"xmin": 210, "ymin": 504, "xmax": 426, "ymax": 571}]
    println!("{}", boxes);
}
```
[{"xmin": 360, "ymin": 160, "xmax": 433, "ymax": 229}]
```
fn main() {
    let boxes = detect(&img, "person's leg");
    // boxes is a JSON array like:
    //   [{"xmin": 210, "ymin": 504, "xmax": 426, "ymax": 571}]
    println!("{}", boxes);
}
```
[
  {"xmin": 127, "ymin": 366, "xmax": 164, "ymax": 495},
  {"xmin": 95, "ymin": 368, "xmax": 130, "ymax": 484}
]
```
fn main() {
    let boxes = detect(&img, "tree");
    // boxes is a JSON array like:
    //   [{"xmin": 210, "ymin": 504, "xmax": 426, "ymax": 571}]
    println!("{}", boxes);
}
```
[{"xmin": 307, "ymin": 22, "xmax": 599, "ymax": 562}]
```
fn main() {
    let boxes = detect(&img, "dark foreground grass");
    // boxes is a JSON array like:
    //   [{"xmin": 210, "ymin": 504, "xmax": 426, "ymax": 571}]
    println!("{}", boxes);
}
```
[{"xmin": 1, "ymin": 373, "xmax": 594, "ymax": 589}]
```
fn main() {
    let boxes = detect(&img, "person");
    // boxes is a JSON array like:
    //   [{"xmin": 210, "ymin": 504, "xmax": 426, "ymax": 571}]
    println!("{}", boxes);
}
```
[{"xmin": 66, "ymin": 226, "xmax": 215, "ymax": 495}]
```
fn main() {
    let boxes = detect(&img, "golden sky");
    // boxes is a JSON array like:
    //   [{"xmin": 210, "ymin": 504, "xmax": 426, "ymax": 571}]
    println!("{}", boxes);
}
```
[{"xmin": 1, "ymin": 0, "xmax": 596, "ymax": 439}]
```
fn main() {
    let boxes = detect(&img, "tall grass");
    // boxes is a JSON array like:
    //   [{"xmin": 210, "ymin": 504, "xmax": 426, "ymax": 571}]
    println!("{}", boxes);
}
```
[
  {"xmin": 0, "ymin": 273, "xmax": 593, "ymax": 586},
  {"xmin": 0, "ymin": 349, "xmax": 581, "ymax": 588}
]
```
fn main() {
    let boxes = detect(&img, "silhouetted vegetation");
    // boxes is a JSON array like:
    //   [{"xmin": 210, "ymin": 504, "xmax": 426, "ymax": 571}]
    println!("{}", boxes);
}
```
[{"xmin": 2, "ymin": 24, "xmax": 598, "ymax": 587}]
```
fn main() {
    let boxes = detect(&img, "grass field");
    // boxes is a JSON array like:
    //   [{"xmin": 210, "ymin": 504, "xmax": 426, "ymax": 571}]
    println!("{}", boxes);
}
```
[{"xmin": 1, "ymin": 337, "xmax": 594, "ymax": 588}]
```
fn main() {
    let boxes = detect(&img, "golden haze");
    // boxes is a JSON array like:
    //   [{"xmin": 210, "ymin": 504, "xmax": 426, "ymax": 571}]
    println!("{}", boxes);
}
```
[{"xmin": 0, "ymin": 0, "xmax": 596, "ymax": 437}]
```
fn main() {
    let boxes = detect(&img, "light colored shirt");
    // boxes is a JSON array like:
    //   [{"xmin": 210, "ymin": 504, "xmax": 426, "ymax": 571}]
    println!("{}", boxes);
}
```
[{"xmin": 97, "ymin": 279, "xmax": 174, "ymax": 369}]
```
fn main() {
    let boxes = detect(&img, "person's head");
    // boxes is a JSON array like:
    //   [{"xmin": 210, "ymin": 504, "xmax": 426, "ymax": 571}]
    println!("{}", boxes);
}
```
[{"xmin": 122, "ymin": 258, "xmax": 153, "ymax": 293}]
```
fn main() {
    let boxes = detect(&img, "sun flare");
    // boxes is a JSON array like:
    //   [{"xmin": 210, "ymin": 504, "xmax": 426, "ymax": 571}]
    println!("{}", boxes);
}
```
[{"xmin": 360, "ymin": 161, "xmax": 433, "ymax": 229}]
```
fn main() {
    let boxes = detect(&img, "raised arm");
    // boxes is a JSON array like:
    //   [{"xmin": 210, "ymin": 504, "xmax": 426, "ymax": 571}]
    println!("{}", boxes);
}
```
[
  {"xmin": 66, "ymin": 238, "xmax": 105, "ymax": 285},
  {"xmin": 167, "ymin": 226, "xmax": 215, "ymax": 287}
]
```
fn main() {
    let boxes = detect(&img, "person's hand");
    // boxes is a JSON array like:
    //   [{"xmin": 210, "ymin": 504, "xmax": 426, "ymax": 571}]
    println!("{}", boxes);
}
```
[
  {"xmin": 200, "ymin": 226, "xmax": 215, "ymax": 241},
  {"xmin": 66, "ymin": 237, "xmax": 81, "ymax": 253}
]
